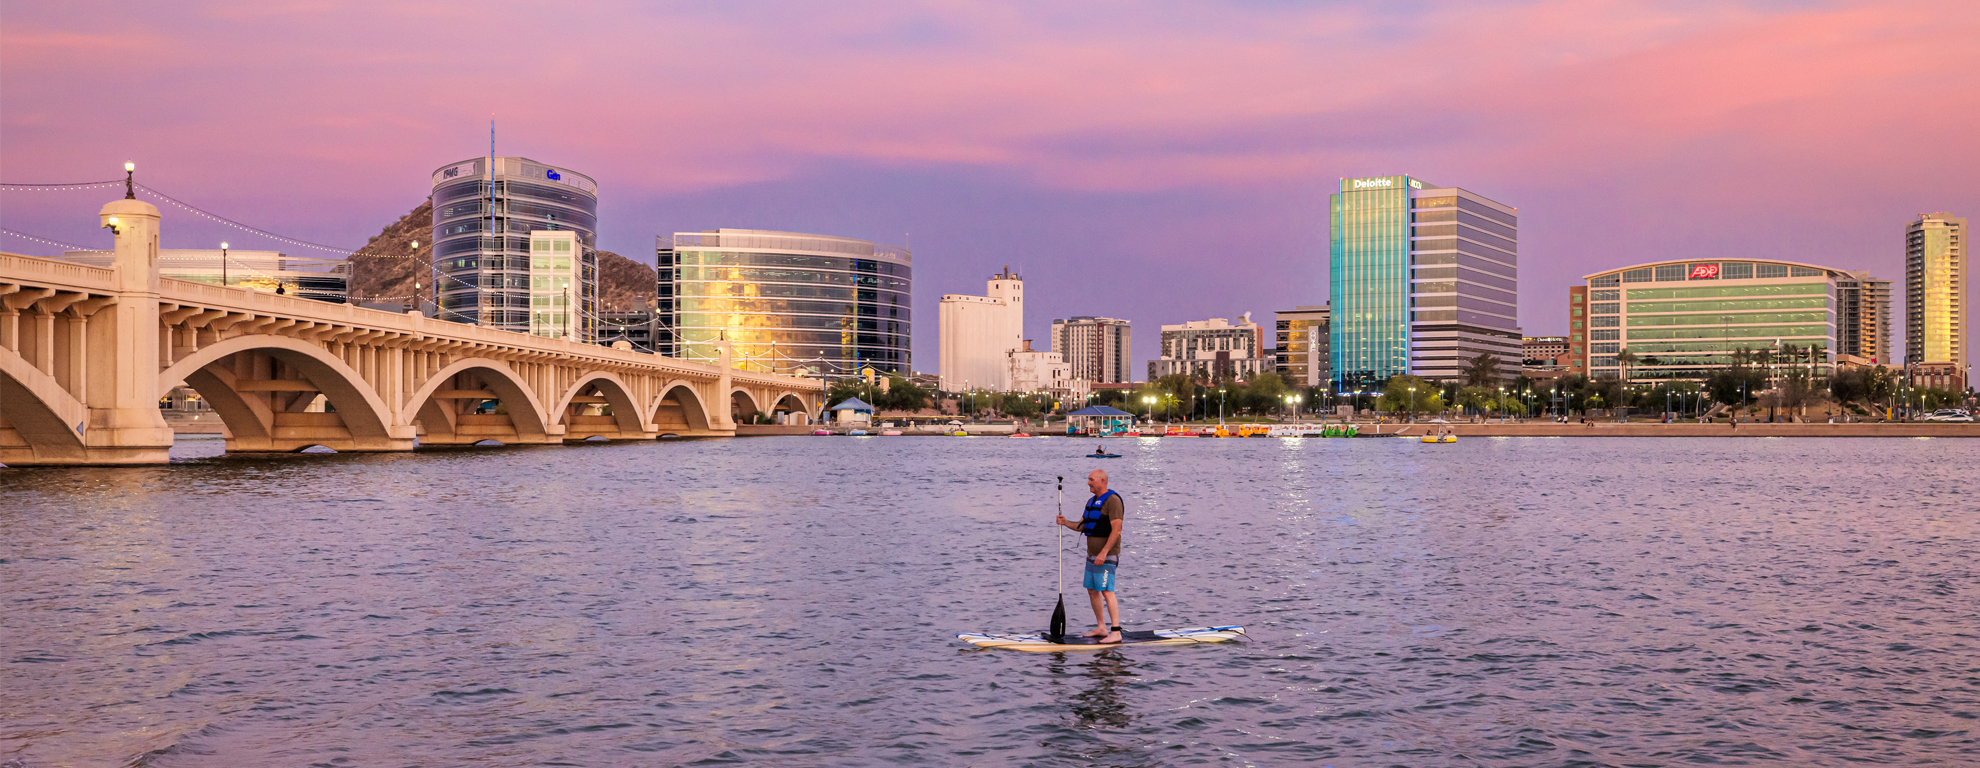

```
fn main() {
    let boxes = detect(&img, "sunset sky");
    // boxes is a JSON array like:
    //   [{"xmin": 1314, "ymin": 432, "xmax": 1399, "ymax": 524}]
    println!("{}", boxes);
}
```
[{"xmin": 4, "ymin": 0, "xmax": 1976, "ymax": 371}]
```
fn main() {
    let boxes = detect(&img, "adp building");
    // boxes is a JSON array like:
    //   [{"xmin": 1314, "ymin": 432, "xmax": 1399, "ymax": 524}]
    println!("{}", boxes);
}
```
[
  {"xmin": 1567, "ymin": 259, "xmax": 1888, "ymax": 381},
  {"xmin": 430, "ymin": 157, "xmax": 599, "ymax": 340},
  {"xmin": 658, "ymin": 229, "xmax": 911, "ymax": 377},
  {"xmin": 1330, "ymin": 175, "xmax": 1520, "ymax": 391}
]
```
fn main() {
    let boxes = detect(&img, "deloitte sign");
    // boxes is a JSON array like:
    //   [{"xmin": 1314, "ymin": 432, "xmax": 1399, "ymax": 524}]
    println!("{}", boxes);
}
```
[{"xmin": 1345, "ymin": 176, "xmax": 1423, "ymax": 191}]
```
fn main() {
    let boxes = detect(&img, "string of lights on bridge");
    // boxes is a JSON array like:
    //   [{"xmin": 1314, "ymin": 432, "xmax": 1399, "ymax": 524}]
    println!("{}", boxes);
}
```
[{"xmin": 0, "ymin": 227, "xmax": 93, "ymax": 251}]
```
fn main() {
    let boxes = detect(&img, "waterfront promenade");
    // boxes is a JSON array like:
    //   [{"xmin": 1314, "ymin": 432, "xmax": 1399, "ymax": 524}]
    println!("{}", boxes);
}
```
[
  {"xmin": 772, "ymin": 420, "xmax": 1980, "ymax": 438},
  {"xmin": 1367, "ymin": 421, "xmax": 1980, "ymax": 438}
]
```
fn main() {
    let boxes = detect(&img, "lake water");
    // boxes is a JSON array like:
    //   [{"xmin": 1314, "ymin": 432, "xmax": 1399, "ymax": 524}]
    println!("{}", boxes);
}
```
[{"xmin": 3, "ymin": 435, "xmax": 1976, "ymax": 767}]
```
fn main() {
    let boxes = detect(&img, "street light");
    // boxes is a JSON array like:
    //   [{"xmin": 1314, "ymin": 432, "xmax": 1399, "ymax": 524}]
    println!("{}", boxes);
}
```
[
  {"xmin": 1408, "ymin": 386, "xmax": 1416, "ymax": 423},
  {"xmin": 220, "ymin": 241, "xmax": 229, "ymax": 287},
  {"xmin": 1144, "ymin": 394, "xmax": 1155, "ymax": 425}
]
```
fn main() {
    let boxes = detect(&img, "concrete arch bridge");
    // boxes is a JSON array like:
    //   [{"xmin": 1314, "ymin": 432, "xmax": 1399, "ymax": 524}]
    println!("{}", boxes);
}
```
[{"xmin": 1, "ymin": 198, "xmax": 820, "ymax": 466}]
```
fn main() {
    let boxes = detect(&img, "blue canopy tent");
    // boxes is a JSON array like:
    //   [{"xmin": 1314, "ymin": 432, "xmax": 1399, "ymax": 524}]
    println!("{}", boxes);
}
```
[
  {"xmin": 829, "ymin": 397, "xmax": 875, "ymax": 425},
  {"xmin": 1065, "ymin": 405, "xmax": 1134, "ymax": 436}
]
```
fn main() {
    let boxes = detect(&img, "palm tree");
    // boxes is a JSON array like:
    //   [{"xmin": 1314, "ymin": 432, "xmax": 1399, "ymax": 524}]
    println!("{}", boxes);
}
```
[
  {"xmin": 1459, "ymin": 351, "xmax": 1501, "ymax": 387},
  {"xmin": 1614, "ymin": 347, "xmax": 1638, "ymax": 385}
]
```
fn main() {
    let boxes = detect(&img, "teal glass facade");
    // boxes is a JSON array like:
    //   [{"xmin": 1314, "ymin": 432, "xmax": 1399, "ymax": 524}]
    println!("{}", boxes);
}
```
[{"xmin": 1330, "ymin": 176, "xmax": 1415, "ymax": 391}]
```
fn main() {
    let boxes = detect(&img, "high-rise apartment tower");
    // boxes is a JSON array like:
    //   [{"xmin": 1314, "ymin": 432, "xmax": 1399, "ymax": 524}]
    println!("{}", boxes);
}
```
[
  {"xmin": 1905, "ymin": 212, "xmax": 1966, "ymax": 368},
  {"xmin": 1051, "ymin": 316, "xmax": 1132, "ymax": 384},
  {"xmin": 1835, "ymin": 270, "xmax": 1893, "ymax": 363}
]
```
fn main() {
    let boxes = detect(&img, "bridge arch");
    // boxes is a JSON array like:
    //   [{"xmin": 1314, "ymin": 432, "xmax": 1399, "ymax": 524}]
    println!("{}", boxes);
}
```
[
  {"xmin": 730, "ymin": 388, "xmax": 764, "ymax": 425},
  {"xmin": 652, "ymin": 382, "xmax": 713, "ymax": 433},
  {"xmin": 405, "ymin": 357, "xmax": 553, "ymax": 445},
  {"xmin": 553, "ymin": 371, "xmax": 648, "ymax": 440},
  {"xmin": 770, "ymin": 391, "xmax": 813, "ymax": 425},
  {"xmin": 157, "ymin": 334, "xmax": 399, "ymax": 452},
  {"xmin": 0, "ymin": 346, "xmax": 89, "ymax": 462}
]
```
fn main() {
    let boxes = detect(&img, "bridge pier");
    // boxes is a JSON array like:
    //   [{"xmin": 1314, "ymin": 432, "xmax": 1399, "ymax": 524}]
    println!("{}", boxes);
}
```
[{"xmin": 2, "ymin": 199, "xmax": 180, "ymax": 465}]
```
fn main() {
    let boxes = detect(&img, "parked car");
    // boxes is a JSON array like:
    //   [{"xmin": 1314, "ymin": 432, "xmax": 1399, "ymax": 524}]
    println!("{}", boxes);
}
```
[{"xmin": 1924, "ymin": 409, "xmax": 1974, "ymax": 422}]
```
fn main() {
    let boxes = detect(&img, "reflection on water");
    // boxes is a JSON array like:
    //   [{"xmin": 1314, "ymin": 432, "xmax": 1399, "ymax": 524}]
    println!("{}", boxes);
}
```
[
  {"xmin": 1062, "ymin": 652, "xmax": 1135, "ymax": 730},
  {"xmin": 2, "ymin": 435, "xmax": 1977, "ymax": 766}
]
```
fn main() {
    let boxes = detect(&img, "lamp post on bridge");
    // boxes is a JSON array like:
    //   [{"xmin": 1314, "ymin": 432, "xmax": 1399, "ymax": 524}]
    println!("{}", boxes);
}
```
[{"xmin": 220, "ymin": 241, "xmax": 228, "ymax": 287}]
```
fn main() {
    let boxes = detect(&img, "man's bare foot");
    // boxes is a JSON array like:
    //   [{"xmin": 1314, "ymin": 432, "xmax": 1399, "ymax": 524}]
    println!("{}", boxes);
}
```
[
  {"xmin": 1083, "ymin": 627, "xmax": 1108, "ymax": 638},
  {"xmin": 1099, "ymin": 630, "xmax": 1123, "ymax": 643}
]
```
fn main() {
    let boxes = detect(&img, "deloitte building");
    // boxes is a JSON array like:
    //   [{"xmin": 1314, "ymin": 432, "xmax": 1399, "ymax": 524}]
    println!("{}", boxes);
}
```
[
  {"xmin": 1330, "ymin": 175, "xmax": 1521, "ymax": 390},
  {"xmin": 657, "ymin": 229, "xmax": 911, "ymax": 376},
  {"xmin": 1568, "ymin": 259, "xmax": 1883, "ymax": 381}
]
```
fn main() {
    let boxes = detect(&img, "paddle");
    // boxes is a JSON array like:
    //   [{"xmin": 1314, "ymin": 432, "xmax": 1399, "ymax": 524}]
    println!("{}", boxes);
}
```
[{"xmin": 1048, "ymin": 475, "xmax": 1067, "ymax": 642}]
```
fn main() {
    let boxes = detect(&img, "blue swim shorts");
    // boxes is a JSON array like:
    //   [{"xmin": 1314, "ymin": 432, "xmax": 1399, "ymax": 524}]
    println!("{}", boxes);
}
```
[{"xmin": 1083, "ymin": 561, "xmax": 1118, "ymax": 592}]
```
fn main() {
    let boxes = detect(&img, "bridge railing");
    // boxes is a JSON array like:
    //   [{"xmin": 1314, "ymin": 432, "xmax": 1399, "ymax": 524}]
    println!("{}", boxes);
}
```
[
  {"xmin": 154, "ymin": 275, "xmax": 814, "ymax": 388},
  {"xmin": 0, "ymin": 252, "xmax": 116, "ymax": 293}
]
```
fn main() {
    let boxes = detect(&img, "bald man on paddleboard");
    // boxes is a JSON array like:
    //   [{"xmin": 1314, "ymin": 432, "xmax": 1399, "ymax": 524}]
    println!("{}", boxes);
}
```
[{"xmin": 1057, "ymin": 468, "xmax": 1124, "ymax": 643}]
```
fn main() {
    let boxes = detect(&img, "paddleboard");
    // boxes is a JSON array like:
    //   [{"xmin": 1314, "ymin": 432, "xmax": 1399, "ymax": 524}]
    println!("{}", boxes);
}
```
[
  {"xmin": 957, "ymin": 625, "xmax": 1244, "ymax": 652},
  {"xmin": 1087, "ymin": 453, "xmax": 1122, "ymax": 458}
]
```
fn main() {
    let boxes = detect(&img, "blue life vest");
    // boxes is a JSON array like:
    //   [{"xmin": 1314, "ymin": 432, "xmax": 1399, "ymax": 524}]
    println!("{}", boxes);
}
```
[{"xmin": 1080, "ymin": 490, "xmax": 1118, "ymax": 538}]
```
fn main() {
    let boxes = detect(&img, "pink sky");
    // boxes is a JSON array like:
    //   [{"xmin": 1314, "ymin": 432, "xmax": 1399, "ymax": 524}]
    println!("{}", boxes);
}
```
[{"xmin": 4, "ymin": 0, "xmax": 1976, "ymax": 371}]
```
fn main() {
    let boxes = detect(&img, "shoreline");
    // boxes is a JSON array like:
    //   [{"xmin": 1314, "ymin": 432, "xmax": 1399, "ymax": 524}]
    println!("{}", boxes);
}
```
[{"xmin": 751, "ymin": 422, "xmax": 1980, "ymax": 438}]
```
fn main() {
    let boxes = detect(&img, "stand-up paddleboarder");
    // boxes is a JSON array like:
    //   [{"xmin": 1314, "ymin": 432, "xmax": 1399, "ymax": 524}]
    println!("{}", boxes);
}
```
[{"xmin": 1057, "ymin": 469, "xmax": 1124, "ymax": 643}]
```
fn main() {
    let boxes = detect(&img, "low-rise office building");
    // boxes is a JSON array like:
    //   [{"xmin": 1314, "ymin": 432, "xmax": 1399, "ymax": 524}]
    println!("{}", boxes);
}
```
[
  {"xmin": 1571, "ymin": 259, "xmax": 1860, "ymax": 381},
  {"xmin": 1007, "ymin": 340, "xmax": 1089, "ymax": 405},
  {"xmin": 1274, "ymin": 305, "xmax": 1331, "ymax": 387},
  {"xmin": 1148, "ymin": 314, "xmax": 1271, "ymax": 381},
  {"xmin": 1522, "ymin": 335, "xmax": 1571, "ymax": 382},
  {"xmin": 1908, "ymin": 361, "xmax": 1966, "ymax": 392},
  {"xmin": 596, "ymin": 309, "xmax": 658, "ymax": 351}
]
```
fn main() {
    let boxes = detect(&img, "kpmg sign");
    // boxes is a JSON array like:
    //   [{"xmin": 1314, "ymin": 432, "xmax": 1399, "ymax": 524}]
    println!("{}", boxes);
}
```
[{"xmin": 431, "ymin": 160, "xmax": 480, "ymax": 186}]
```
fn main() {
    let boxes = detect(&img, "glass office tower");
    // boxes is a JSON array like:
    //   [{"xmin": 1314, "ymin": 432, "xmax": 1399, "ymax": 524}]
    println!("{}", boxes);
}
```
[
  {"xmin": 430, "ymin": 157, "xmax": 599, "ymax": 339},
  {"xmin": 1330, "ymin": 175, "xmax": 1519, "ymax": 391},
  {"xmin": 660, "ymin": 229, "xmax": 911, "ymax": 376}
]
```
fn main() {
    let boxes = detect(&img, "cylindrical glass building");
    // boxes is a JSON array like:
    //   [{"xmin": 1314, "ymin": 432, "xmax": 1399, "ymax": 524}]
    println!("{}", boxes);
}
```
[
  {"xmin": 659, "ymin": 229, "xmax": 911, "ymax": 376},
  {"xmin": 430, "ymin": 157, "xmax": 599, "ymax": 339}
]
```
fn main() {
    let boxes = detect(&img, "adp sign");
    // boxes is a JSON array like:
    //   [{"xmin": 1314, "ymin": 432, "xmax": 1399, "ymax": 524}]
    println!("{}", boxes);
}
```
[{"xmin": 1687, "ymin": 263, "xmax": 1721, "ymax": 280}]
